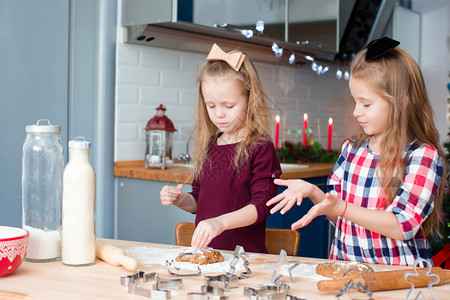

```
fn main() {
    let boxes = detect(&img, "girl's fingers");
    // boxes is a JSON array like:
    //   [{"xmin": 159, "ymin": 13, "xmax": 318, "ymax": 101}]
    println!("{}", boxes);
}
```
[
  {"xmin": 269, "ymin": 199, "xmax": 287, "ymax": 214},
  {"xmin": 273, "ymin": 179, "xmax": 290, "ymax": 187},
  {"xmin": 280, "ymin": 197, "xmax": 297, "ymax": 215},
  {"xmin": 198, "ymin": 234, "xmax": 210, "ymax": 250},
  {"xmin": 291, "ymin": 215, "xmax": 311, "ymax": 230},
  {"xmin": 266, "ymin": 194, "xmax": 284, "ymax": 206},
  {"xmin": 291, "ymin": 204, "xmax": 322, "ymax": 230},
  {"xmin": 192, "ymin": 226, "xmax": 207, "ymax": 249},
  {"xmin": 167, "ymin": 186, "xmax": 181, "ymax": 195}
]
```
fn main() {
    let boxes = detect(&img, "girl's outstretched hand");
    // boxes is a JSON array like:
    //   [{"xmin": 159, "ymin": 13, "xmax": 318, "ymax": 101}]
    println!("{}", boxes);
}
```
[
  {"xmin": 266, "ymin": 179, "xmax": 316, "ymax": 215},
  {"xmin": 191, "ymin": 218, "xmax": 225, "ymax": 250},
  {"xmin": 291, "ymin": 192, "xmax": 340, "ymax": 230},
  {"xmin": 160, "ymin": 184, "xmax": 183, "ymax": 206}
]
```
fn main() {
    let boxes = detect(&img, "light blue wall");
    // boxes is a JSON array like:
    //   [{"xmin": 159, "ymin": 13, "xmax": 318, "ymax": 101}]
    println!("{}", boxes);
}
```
[
  {"xmin": 0, "ymin": 0, "xmax": 116, "ymax": 238},
  {"xmin": 0, "ymin": 0, "xmax": 70, "ymax": 227}
]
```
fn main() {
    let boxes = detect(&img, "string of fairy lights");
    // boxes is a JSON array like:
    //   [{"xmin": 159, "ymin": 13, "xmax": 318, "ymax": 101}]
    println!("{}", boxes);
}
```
[{"xmin": 216, "ymin": 20, "xmax": 350, "ymax": 80}]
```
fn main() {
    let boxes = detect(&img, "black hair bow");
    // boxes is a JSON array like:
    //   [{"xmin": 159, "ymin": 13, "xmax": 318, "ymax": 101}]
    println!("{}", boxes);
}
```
[{"xmin": 365, "ymin": 37, "xmax": 400, "ymax": 61}]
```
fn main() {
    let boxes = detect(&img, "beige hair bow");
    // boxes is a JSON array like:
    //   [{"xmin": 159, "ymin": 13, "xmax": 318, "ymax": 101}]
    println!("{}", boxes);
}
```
[{"xmin": 206, "ymin": 43, "xmax": 246, "ymax": 72}]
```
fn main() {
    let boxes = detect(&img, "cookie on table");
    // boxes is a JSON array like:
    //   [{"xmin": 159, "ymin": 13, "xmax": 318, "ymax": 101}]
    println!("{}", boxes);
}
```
[
  {"xmin": 175, "ymin": 248, "xmax": 224, "ymax": 265},
  {"xmin": 316, "ymin": 261, "xmax": 374, "ymax": 279}
]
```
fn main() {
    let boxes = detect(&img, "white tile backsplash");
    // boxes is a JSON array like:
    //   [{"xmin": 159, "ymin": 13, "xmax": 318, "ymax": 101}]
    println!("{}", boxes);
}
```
[
  {"xmin": 117, "ymin": 65, "xmax": 160, "ymax": 85},
  {"xmin": 115, "ymin": 44, "xmax": 358, "ymax": 161},
  {"xmin": 140, "ymin": 86, "xmax": 178, "ymax": 105}
]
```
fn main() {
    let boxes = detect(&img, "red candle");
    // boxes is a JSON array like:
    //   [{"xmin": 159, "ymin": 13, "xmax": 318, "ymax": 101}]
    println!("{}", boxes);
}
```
[
  {"xmin": 275, "ymin": 115, "xmax": 280, "ymax": 149},
  {"xmin": 327, "ymin": 117, "xmax": 333, "ymax": 151},
  {"xmin": 303, "ymin": 113, "xmax": 308, "ymax": 147}
]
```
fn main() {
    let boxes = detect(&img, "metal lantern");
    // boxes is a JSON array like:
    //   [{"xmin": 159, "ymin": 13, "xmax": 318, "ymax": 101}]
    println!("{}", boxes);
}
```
[{"xmin": 145, "ymin": 104, "xmax": 176, "ymax": 169}]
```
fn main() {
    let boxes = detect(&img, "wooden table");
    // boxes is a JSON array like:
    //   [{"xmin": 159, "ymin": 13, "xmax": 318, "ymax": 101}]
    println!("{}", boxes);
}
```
[{"xmin": 1, "ymin": 239, "xmax": 449, "ymax": 299}]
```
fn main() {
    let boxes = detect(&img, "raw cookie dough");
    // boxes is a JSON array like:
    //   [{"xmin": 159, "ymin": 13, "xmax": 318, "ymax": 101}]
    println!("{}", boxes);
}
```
[
  {"xmin": 316, "ymin": 261, "xmax": 374, "ymax": 279},
  {"xmin": 176, "ymin": 248, "xmax": 224, "ymax": 265}
]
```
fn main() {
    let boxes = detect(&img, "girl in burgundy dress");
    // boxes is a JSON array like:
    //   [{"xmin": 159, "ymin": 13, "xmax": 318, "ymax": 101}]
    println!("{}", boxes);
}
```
[
  {"xmin": 160, "ymin": 43, "xmax": 281, "ymax": 253},
  {"xmin": 267, "ymin": 37, "xmax": 446, "ymax": 266}
]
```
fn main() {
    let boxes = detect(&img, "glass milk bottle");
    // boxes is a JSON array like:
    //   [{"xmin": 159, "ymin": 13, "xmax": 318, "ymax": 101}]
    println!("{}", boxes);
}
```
[
  {"xmin": 22, "ymin": 119, "xmax": 63, "ymax": 262},
  {"xmin": 62, "ymin": 137, "xmax": 96, "ymax": 266}
]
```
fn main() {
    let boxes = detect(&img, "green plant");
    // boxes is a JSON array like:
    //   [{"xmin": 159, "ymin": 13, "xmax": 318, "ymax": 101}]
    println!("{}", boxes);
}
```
[{"xmin": 276, "ymin": 141, "xmax": 339, "ymax": 164}]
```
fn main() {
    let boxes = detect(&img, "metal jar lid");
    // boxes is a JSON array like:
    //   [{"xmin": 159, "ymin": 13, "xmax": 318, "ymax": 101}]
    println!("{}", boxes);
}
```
[
  {"xmin": 68, "ymin": 136, "xmax": 91, "ymax": 149},
  {"xmin": 25, "ymin": 119, "xmax": 61, "ymax": 133}
]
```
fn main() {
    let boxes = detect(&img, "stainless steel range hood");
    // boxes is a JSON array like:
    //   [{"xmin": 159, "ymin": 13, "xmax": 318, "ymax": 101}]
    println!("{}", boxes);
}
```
[
  {"xmin": 123, "ymin": 21, "xmax": 337, "ymax": 64},
  {"xmin": 121, "ymin": 0, "xmax": 396, "ymax": 64},
  {"xmin": 121, "ymin": 0, "xmax": 337, "ymax": 64}
]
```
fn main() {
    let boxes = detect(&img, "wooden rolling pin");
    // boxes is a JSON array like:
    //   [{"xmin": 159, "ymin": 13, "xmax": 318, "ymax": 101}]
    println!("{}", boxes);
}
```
[
  {"xmin": 95, "ymin": 240, "xmax": 138, "ymax": 271},
  {"xmin": 317, "ymin": 267, "xmax": 450, "ymax": 292}
]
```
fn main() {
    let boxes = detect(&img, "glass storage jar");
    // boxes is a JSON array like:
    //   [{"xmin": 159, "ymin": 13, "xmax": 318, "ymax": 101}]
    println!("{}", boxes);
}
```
[{"xmin": 22, "ymin": 119, "xmax": 63, "ymax": 262}]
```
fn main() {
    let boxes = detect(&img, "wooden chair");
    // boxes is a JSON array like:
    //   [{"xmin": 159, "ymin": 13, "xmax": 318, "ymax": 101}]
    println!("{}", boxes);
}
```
[{"xmin": 175, "ymin": 222, "xmax": 301, "ymax": 256}]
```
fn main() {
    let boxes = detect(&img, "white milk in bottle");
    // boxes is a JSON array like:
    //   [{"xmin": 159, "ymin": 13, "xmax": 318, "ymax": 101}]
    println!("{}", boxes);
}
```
[{"xmin": 62, "ymin": 137, "xmax": 96, "ymax": 266}]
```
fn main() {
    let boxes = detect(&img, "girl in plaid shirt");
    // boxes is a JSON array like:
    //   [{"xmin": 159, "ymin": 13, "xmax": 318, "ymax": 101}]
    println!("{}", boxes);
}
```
[{"xmin": 267, "ymin": 37, "xmax": 446, "ymax": 266}]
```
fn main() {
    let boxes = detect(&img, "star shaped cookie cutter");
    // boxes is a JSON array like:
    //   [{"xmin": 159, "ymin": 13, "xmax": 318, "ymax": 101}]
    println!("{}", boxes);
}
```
[
  {"xmin": 404, "ymin": 258, "xmax": 440, "ymax": 300},
  {"xmin": 265, "ymin": 249, "xmax": 300, "ymax": 283},
  {"xmin": 225, "ymin": 245, "xmax": 252, "ymax": 279}
]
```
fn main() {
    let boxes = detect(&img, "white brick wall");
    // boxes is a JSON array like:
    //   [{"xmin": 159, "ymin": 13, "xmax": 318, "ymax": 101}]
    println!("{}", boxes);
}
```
[{"xmin": 114, "ymin": 43, "xmax": 358, "ymax": 161}]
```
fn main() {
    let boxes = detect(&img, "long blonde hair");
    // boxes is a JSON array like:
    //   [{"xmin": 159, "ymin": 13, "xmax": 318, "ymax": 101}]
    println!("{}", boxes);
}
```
[
  {"xmin": 191, "ymin": 57, "xmax": 271, "ymax": 177},
  {"xmin": 350, "ymin": 47, "xmax": 446, "ymax": 237}
]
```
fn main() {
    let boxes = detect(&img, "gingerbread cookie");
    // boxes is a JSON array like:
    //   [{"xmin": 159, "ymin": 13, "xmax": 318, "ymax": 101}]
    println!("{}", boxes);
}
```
[
  {"xmin": 175, "ymin": 248, "xmax": 224, "ymax": 265},
  {"xmin": 316, "ymin": 261, "xmax": 374, "ymax": 279}
]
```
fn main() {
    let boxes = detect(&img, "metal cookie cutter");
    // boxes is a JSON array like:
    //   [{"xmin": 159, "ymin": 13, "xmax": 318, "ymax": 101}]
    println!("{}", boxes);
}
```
[
  {"xmin": 404, "ymin": 258, "xmax": 440, "ymax": 300},
  {"xmin": 286, "ymin": 295, "xmax": 314, "ymax": 300},
  {"xmin": 187, "ymin": 285, "xmax": 228, "ymax": 300},
  {"xmin": 225, "ymin": 245, "xmax": 252, "ymax": 279},
  {"xmin": 243, "ymin": 282, "xmax": 290, "ymax": 300},
  {"xmin": 120, "ymin": 270, "xmax": 183, "ymax": 299},
  {"xmin": 205, "ymin": 274, "xmax": 239, "ymax": 292},
  {"xmin": 266, "ymin": 250, "xmax": 300, "ymax": 283},
  {"xmin": 166, "ymin": 254, "xmax": 202, "ymax": 277},
  {"xmin": 120, "ymin": 271, "xmax": 157, "ymax": 286},
  {"xmin": 335, "ymin": 267, "xmax": 375, "ymax": 300},
  {"xmin": 154, "ymin": 276, "xmax": 183, "ymax": 290}
]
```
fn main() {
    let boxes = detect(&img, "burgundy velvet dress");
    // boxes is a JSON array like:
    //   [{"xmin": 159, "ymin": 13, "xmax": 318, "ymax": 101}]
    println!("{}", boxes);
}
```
[{"xmin": 190, "ymin": 137, "xmax": 281, "ymax": 253}]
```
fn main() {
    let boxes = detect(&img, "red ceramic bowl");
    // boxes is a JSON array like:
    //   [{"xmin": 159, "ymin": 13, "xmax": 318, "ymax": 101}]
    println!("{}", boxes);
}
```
[{"xmin": 0, "ymin": 226, "xmax": 29, "ymax": 277}]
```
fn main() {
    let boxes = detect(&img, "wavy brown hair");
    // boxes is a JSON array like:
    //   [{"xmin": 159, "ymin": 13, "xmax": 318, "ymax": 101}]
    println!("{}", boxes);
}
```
[
  {"xmin": 350, "ymin": 47, "xmax": 446, "ymax": 237},
  {"xmin": 191, "ymin": 56, "xmax": 272, "ymax": 177}
]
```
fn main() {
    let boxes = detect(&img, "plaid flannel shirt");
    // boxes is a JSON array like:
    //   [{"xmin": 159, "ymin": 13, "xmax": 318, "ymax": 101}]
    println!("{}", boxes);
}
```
[{"xmin": 327, "ymin": 139, "xmax": 443, "ymax": 265}]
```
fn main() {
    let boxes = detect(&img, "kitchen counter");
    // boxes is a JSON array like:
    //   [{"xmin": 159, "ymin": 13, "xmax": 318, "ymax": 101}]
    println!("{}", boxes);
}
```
[
  {"xmin": 2, "ymin": 238, "xmax": 449, "ymax": 299},
  {"xmin": 114, "ymin": 160, "xmax": 335, "ymax": 184}
]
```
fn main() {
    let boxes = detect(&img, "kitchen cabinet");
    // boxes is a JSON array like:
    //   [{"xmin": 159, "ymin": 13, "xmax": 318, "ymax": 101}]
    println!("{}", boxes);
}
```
[
  {"xmin": 385, "ymin": 4, "xmax": 421, "ymax": 64},
  {"xmin": 116, "ymin": 178, "xmax": 195, "ymax": 244}
]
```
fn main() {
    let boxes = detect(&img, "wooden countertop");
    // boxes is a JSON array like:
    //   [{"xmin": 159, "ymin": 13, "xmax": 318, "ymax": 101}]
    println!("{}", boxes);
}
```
[
  {"xmin": 3, "ymin": 238, "xmax": 449, "ymax": 299},
  {"xmin": 114, "ymin": 160, "xmax": 334, "ymax": 184}
]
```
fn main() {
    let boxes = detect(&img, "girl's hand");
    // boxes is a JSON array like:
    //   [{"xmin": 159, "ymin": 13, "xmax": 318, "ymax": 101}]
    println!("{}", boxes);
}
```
[
  {"xmin": 191, "ymin": 218, "xmax": 225, "ymax": 250},
  {"xmin": 291, "ymin": 192, "xmax": 341, "ymax": 230},
  {"xmin": 266, "ymin": 179, "xmax": 316, "ymax": 215},
  {"xmin": 160, "ymin": 184, "xmax": 184, "ymax": 206}
]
